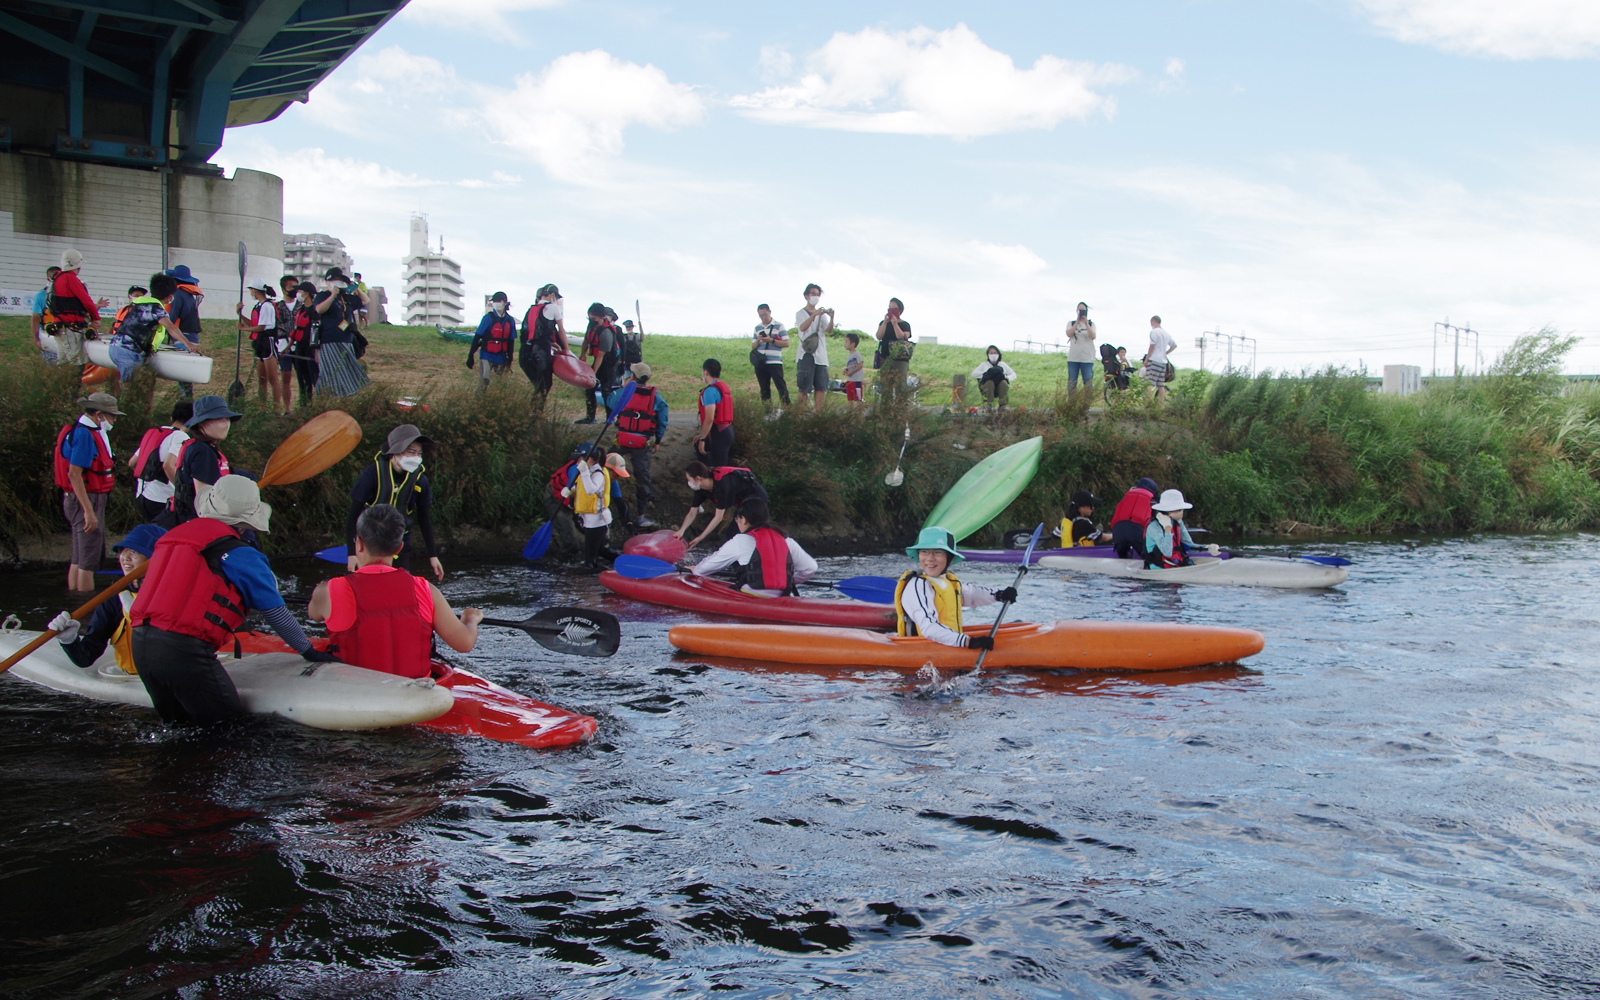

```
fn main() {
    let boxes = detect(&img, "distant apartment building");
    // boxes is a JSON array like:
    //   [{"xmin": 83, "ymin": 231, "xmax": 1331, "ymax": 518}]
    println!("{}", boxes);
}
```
[
  {"xmin": 282, "ymin": 233, "xmax": 354, "ymax": 284},
  {"xmin": 402, "ymin": 215, "xmax": 463, "ymax": 326}
]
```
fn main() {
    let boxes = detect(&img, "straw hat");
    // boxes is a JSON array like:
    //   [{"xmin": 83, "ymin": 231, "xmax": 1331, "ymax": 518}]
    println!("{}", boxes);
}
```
[{"xmin": 196, "ymin": 475, "xmax": 272, "ymax": 532}]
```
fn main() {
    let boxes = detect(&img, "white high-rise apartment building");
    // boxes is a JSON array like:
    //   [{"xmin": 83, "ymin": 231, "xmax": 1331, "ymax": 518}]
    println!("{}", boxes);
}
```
[
  {"xmin": 402, "ymin": 216, "xmax": 463, "ymax": 326},
  {"xmin": 282, "ymin": 233, "xmax": 354, "ymax": 284}
]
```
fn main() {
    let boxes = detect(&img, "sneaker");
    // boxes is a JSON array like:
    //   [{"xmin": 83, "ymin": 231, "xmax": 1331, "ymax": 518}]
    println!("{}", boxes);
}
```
[{"xmin": 636, "ymin": 516, "xmax": 658, "ymax": 528}]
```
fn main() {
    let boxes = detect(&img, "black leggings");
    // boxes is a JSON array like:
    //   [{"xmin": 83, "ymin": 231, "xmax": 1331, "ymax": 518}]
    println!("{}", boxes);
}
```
[
  {"xmin": 582, "ymin": 524, "xmax": 616, "ymax": 566},
  {"xmin": 292, "ymin": 355, "xmax": 319, "ymax": 407},
  {"xmin": 131, "ymin": 625, "xmax": 244, "ymax": 724},
  {"xmin": 520, "ymin": 342, "xmax": 553, "ymax": 396}
]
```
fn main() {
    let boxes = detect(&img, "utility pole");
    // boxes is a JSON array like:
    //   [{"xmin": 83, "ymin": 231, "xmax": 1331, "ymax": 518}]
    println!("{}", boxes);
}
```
[{"xmin": 1433, "ymin": 320, "xmax": 1478, "ymax": 380}]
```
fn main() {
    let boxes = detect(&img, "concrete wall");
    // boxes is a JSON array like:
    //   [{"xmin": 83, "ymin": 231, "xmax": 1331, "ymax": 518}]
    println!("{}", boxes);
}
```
[{"xmin": 0, "ymin": 153, "xmax": 283, "ymax": 319}]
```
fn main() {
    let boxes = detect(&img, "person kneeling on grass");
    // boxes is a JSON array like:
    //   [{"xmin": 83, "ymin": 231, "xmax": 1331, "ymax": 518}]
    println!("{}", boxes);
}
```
[
  {"xmin": 1143, "ymin": 489, "xmax": 1219, "ymax": 569},
  {"xmin": 49, "ymin": 524, "xmax": 167, "ymax": 677},
  {"xmin": 894, "ymin": 527, "xmax": 1016, "ymax": 649},
  {"xmin": 690, "ymin": 497, "xmax": 818, "ymax": 597},
  {"xmin": 308, "ymin": 504, "xmax": 483, "ymax": 678}
]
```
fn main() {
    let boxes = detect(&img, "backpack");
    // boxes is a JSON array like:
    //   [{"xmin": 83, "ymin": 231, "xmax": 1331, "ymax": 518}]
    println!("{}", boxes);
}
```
[{"xmin": 623, "ymin": 331, "xmax": 643, "ymax": 366}]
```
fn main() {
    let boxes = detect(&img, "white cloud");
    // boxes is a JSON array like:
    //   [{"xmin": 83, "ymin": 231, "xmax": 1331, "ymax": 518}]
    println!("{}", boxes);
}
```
[
  {"xmin": 729, "ymin": 24, "xmax": 1134, "ymax": 137},
  {"xmin": 758, "ymin": 44, "xmax": 794, "ymax": 82},
  {"xmin": 399, "ymin": 0, "xmax": 563, "ymax": 39},
  {"xmin": 967, "ymin": 240, "xmax": 1048, "ymax": 274},
  {"xmin": 1352, "ymin": 0, "xmax": 1600, "ymax": 59},
  {"xmin": 482, "ymin": 50, "xmax": 705, "ymax": 182}
]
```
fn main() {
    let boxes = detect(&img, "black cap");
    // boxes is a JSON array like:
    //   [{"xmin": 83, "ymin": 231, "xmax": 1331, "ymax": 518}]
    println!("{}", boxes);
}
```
[
  {"xmin": 490, "ymin": 291, "xmax": 508, "ymax": 302},
  {"xmin": 1070, "ymin": 490, "xmax": 1101, "ymax": 508}
]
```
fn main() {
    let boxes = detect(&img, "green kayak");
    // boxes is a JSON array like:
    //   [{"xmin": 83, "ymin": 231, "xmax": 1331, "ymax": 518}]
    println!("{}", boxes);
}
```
[{"xmin": 922, "ymin": 436, "xmax": 1043, "ymax": 542}]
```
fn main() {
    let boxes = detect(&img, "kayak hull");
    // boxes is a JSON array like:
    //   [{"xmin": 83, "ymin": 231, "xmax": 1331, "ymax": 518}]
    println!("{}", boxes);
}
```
[
  {"xmin": 923, "ymin": 436, "xmax": 1043, "ymax": 542},
  {"xmin": 1, "ymin": 630, "xmax": 453, "ymax": 729},
  {"xmin": 668, "ymin": 619, "xmax": 1265, "ymax": 672},
  {"xmin": 1039, "ymin": 554, "xmax": 1348, "ymax": 588},
  {"xmin": 961, "ymin": 546, "xmax": 1230, "ymax": 563},
  {"xmin": 83, "ymin": 338, "xmax": 214, "ymax": 383},
  {"xmin": 553, "ymin": 344, "xmax": 598, "ymax": 389},
  {"xmin": 600, "ymin": 570, "xmax": 896, "ymax": 630},
  {"xmin": 622, "ymin": 530, "xmax": 687, "ymax": 564}
]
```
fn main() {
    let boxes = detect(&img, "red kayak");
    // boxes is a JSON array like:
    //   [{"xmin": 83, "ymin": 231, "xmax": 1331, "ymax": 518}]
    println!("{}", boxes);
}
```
[
  {"xmin": 553, "ymin": 343, "xmax": 598, "ymax": 389},
  {"xmin": 237, "ymin": 633, "xmax": 596, "ymax": 749},
  {"xmin": 600, "ymin": 570, "xmax": 897, "ymax": 630}
]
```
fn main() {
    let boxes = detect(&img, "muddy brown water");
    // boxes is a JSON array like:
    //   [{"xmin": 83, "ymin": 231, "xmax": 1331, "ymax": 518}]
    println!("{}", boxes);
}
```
[{"xmin": 0, "ymin": 535, "xmax": 1597, "ymax": 998}]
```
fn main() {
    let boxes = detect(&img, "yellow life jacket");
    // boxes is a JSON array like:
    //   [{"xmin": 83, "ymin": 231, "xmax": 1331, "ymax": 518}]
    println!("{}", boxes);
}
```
[
  {"xmin": 572, "ymin": 466, "xmax": 612, "ymax": 516},
  {"xmin": 894, "ymin": 569, "xmax": 963, "ymax": 637},
  {"xmin": 110, "ymin": 590, "xmax": 137, "ymax": 675}
]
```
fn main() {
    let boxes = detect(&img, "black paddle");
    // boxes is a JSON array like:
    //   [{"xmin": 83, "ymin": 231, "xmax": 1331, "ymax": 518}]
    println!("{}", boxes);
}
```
[
  {"xmin": 228, "ymin": 240, "xmax": 247, "ymax": 402},
  {"xmin": 282, "ymin": 600, "xmax": 621, "ymax": 658},
  {"xmin": 974, "ymin": 522, "xmax": 1043, "ymax": 672}
]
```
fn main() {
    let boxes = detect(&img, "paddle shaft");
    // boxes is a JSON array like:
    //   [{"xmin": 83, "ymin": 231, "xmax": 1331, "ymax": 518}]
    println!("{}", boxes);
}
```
[
  {"xmin": 231, "ymin": 242, "xmax": 247, "ymax": 394},
  {"xmin": 974, "ymin": 522, "xmax": 1042, "ymax": 671},
  {"xmin": 0, "ymin": 414, "xmax": 358, "ymax": 675}
]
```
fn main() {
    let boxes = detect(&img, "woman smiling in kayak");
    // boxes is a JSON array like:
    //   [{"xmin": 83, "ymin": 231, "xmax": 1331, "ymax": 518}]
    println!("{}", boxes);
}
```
[{"xmin": 894, "ymin": 527, "xmax": 1016, "ymax": 649}]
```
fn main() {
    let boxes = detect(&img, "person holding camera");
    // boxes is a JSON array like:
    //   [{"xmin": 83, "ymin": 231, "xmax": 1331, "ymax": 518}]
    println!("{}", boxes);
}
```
[
  {"xmin": 314, "ymin": 268, "xmax": 370, "ymax": 398},
  {"xmin": 875, "ymin": 297, "xmax": 913, "ymax": 397},
  {"xmin": 794, "ymin": 283, "xmax": 833, "ymax": 411},
  {"xmin": 1065, "ymin": 301, "xmax": 1096, "ymax": 394},
  {"xmin": 750, "ymin": 303, "xmax": 791, "ymax": 413}
]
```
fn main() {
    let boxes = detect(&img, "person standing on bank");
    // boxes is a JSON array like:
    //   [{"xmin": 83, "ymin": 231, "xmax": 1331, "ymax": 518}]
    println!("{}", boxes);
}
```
[
  {"xmin": 286, "ymin": 281, "xmax": 320, "ymax": 405},
  {"xmin": 520, "ymin": 284, "xmax": 564, "ymax": 399},
  {"xmin": 240, "ymin": 281, "xmax": 290, "ymax": 414},
  {"xmin": 579, "ymin": 302, "xmax": 623, "ymax": 424},
  {"xmin": 54, "ymin": 392, "xmax": 123, "ymax": 592},
  {"xmin": 875, "ymin": 297, "xmax": 914, "ymax": 395},
  {"xmin": 129, "ymin": 475, "xmax": 337, "ymax": 725},
  {"xmin": 49, "ymin": 250, "xmax": 106, "ymax": 365},
  {"xmin": 344, "ymin": 424, "xmax": 443, "ymax": 581},
  {"xmin": 164, "ymin": 264, "xmax": 204, "ymax": 396},
  {"xmin": 169, "ymin": 394, "xmax": 241, "ymax": 524},
  {"xmin": 129, "ymin": 399, "xmax": 193, "ymax": 523},
  {"xmin": 1143, "ymin": 315, "xmax": 1178, "ymax": 404},
  {"xmin": 795, "ymin": 283, "xmax": 833, "ymax": 411},
  {"xmin": 106, "ymin": 273, "xmax": 199, "ymax": 384},
  {"xmin": 751, "ymin": 303, "xmax": 791, "ymax": 413},
  {"xmin": 694, "ymin": 358, "xmax": 734, "ymax": 466},
  {"xmin": 1065, "ymin": 302, "xmax": 1096, "ymax": 395},
  {"xmin": 675, "ymin": 461, "xmax": 768, "ymax": 550},
  {"xmin": 614, "ymin": 362, "xmax": 667, "ymax": 528},
  {"xmin": 309, "ymin": 505, "xmax": 483, "ymax": 677},
  {"xmin": 31, "ymin": 266, "xmax": 62, "ymax": 362},
  {"xmin": 314, "ymin": 269, "xmax": 370, "ymax": 398},
  {"xmin": 467, "ymin": 291, "xmax": 515, "ymax": 393}
]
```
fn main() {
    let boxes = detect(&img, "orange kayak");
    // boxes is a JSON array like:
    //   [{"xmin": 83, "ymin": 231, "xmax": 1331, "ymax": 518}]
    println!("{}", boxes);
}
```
[{"xmin": 668, "ymin": 619, "xmax": 1265, "ymax": 672}]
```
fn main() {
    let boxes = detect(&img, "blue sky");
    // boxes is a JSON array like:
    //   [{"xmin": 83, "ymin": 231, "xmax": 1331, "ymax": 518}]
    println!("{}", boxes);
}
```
[{"xmin": 217, "ymin": 0, "xmax": 1600, "ymax": 373}]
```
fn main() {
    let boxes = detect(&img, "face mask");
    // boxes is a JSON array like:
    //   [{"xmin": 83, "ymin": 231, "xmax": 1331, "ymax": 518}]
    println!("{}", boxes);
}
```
[
  {"xmin": 988, "ymin": 353, "xmax": 999, "ymax": 362},
  {"xmin": 493, "ymin": 303, "xmax": 506, "ymax": 314},
  {"xmin": 396, "ymin": 455, "xmax": 423, "ymax": 473},
  {"xmin": 807, "ymin": 295, "xmax": 820, "ymax": 307},
  {"xmin": 330, "ymin": 280, "xmax": 346, "ymax": 290},
  {"xmin": 101, "ymin": 419, "xmax": 114, "ymax": 431}
]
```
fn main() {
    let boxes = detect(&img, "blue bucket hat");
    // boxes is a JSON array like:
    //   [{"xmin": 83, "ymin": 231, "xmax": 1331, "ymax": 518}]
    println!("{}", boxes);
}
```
[
  {"xmin": 166, "ymin": 264, "xmax": 195, "ymax": 281},
  {"xmin": 186, "ymin": 394, "xmax": 242, "ymax": 427},
  {"xmin": 113, "ymin": 523, "xmax": 167, "ymax": 558},
  {"xmin": 905, "ymin": 526, "xmax": 965, "ymax": 565}
]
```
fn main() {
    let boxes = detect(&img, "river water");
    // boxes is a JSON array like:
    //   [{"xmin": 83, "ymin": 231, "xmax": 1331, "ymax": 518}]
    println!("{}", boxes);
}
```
[{"xmin": 1, "ymin": 535, "xmax": 1597, "ymax": 999}]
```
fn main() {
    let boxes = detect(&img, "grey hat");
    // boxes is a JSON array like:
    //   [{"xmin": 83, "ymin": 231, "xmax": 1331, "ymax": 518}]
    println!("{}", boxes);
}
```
[
  {"xmin": 196, "ymin": 475, "xmax": 271, "ymax": 532},
  {"xmin": 186, "ymin": 394, "xmax": 242, "ymax": 427},
  {"xmin": 384, "ymin": 423, "xmax": 434, "ymax": 455},
  {"xmin": 77, "ymin": 391, "xmax": 126, "ymax": 416}
]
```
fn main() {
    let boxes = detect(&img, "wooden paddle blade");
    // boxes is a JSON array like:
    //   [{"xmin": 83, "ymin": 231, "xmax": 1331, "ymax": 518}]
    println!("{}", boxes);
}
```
[
  {"xmin": 833, "ymin": 576, "xmax": 897, "ymax": 604},
  {"xmin": 614, "ymin": 554, "xmax": 677, "ymax": 579},
  {"xmin": 528, "ymin": 607, "xmax": 621, "ymax": 657},
  {"xmin": 260, "ymin": 410, "xmax": 362, "ymax": 486},
  {"xmin": 522, "ymin": 521, "xmax": 553, "ymax": 560}
]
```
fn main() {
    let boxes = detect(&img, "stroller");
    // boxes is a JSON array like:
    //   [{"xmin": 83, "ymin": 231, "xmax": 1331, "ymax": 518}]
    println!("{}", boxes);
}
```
[{"xmin": 1099, "ymin": 343, "xmax": 1130, "ymax": 402}]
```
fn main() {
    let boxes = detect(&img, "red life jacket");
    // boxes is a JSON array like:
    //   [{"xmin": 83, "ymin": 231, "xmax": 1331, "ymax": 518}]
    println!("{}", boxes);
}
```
[
  {"xmin": 328, "ymin": 569, "xmax": 433, "ymax": 679},
  {"xmin": 1152, "ymin": 517, "xmax": 1187, "ymax": 569},
  {"xmin": 582, "ymin": 318, "xmax": 613, "ymax": 359},
  {"xmin": 482, "ymin": 313, "xmax": 514, "ymax": 359},
  {"xmin": 1110, "ymin": 487, "xmax": 1154, "ymax": 529},
  {"xmin": 108, "ymin": 303, "xmax": 133, "ymax": 337},
  {"xmin": 616, "ymin": 385, "xmax": 659, "ymax": 449},
  {"xmin": 53, "ymin": 422, "xmax": 114, "ymax": 493},
  {"xmin": 549, "ymin": 459, "xmax": 581, "ymax": 508},
  {"xmin": 130, "ymin": 518, "xmax": 250, "ymax": 646},
  {"xmin": 289, "ymin": 304, "xmax": 315, "ymax": 345},
  {"xmin": 48, "ymin": 271, "xmax": 93, "ymax": 323},
  {"xmin": 740, "ymin": 526, "xmax": 795, "ymax": 594},
  {"xmin": 699, "ymin": 381, "xmax": 733, "ymax": 428},
  {"xmin": 134, "ymin": 426, "xmax": 178, "ymax": 482}
]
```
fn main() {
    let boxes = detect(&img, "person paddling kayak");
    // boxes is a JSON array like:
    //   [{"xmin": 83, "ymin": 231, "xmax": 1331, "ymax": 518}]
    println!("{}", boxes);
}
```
[
  {"xmin": 1143, "ymin": 489, "xmax": 1220, "ymax": 569},
  {"xmin": 309, "ymin": 504, "xmax": 483, "ymax": 677},
  {"xmin": 674, "ymin": 461, "xmax": 767, "ymax": 550},
  {"xmin": 1108, "ymin": 477, "xmax": 1159, "ymax": 560},
  {"xmin": 130, "ymin": 476, "xmax": 336, "ymax": 724},
  {"xmin": 345, "ymin": 424, "xmax": 442, "ymax": 581},
  {"xmin": 48, "ymin": 523, "xmax": 167, "ymax": 677},
  {"xmin": 690, "ymin": 498, "xmax": 818, "ymax": 597},
  {"xmin": 894, "ymin": 527, "xmax": 1016, "ymax": 649}
]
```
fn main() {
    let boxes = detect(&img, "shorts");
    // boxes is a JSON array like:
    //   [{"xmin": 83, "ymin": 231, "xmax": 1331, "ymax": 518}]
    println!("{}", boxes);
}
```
[
  {"xmin": 252, "ymin": 334, "xmax": 274, "ymax": 361},
  {"xmin": 1143, "ymin": 362, "xmax": 1170, "ymax": 384},
  {"xmin": 63, "ymin": 491, "xmax": 108, "ymax": 570},
  {"xmin": 795, "ymin": 357, "xmax": 829, "ymax": 394},
  {"xmin": 844, "ymin": 381, "xmax": 863, "ymax": 401},
  {"xmin": 277, "ymin": 353, "xmax": 294, "ymax": 373}
]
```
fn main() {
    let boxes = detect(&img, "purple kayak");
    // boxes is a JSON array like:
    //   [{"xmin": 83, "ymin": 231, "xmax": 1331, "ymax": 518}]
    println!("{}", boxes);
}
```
[{"xmin": 959, "ymin": 546, "xmax": 1229, "ymax": 563}]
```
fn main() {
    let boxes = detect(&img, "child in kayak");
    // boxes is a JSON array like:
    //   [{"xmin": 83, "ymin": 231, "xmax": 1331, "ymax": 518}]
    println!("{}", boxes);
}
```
[
  {"xmin": 1056, "ymin": 489, "xmax": 1103, "ymax": 547},
  {"xmin": 894, "ymin": 527, "xmax": 1016, "ymax": 649},
  {"xmin": 49, "ymin": 523, "xmax": 167, "ymax": 676},
  {"xmin": 690, "ymin": 498, "xmax": 818, "ymax": 597},
  {"xmin": 1143, "ymin": 489, "xmax": 1220, "ymax": 569}
]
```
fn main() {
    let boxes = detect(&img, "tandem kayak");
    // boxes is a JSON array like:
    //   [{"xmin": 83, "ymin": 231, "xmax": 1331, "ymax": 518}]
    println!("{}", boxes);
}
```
[
  {"xmin": 1, "ymin": 629, "xmax": 452, "ymax": 730},
  {"xmin": 668, "ymin": 619, "xmax": 1265, "ymax": 672},
  {"xmin": 600, "ymin": 570, "xmax": 897, "ymax": 629},
  {"xmin": 1039, "ymin": 554, "xmax": 1348, "ymax": 588},
  {"xmin": 923, "ymin": 436, "xmax": 1042, "ymax": 542},
  {"xmin": 960, "ymin": 546, "xmax": 1231, "ymax": 564}
]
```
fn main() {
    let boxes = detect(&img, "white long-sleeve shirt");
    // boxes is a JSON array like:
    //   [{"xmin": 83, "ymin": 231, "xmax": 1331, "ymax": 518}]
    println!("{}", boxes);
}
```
[
  {"xmin": 692, "ymin": 532, "xmax": 818, "ymax": 597},
  {"xmin": 900, "ymin": 574, "xmax": 998, "ymax": 647},
  {"xmin": 574, "ymin": 463, "xmax": 612, "ymax": 529},
  {"xmin": 970, "ymin": 359, "xmax": 1018, "ymax": 384}
]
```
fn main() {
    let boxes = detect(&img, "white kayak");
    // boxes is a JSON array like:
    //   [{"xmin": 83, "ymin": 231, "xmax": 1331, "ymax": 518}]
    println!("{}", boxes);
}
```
[
  {"xmin": 0, "ymin": 630, "xmax": 453, "ymax": 730},
  {"xmin": 82, "ymin": 338, "xmax": 214, "ymax": 383},
  {"xmin": 1038, "ymin": 554, "xmax": 1349, "ymax": 589}
]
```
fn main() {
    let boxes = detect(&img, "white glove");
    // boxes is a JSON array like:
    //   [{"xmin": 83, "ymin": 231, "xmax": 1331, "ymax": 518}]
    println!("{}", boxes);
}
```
[
  {"xmin": 50, "ymin": 612, "xmax": 81, "ymax": 644},
  {"xmin": 1207, "ymin": 543, "xmax": 1221, "ymax": 557},
  {"xmin": 560, "ymin": 487, "xmax": 573, "ymax": 498}
]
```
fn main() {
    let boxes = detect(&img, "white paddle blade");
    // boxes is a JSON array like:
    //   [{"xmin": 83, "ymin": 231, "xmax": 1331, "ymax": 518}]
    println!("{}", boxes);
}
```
[{"xmin": 885, "ymin": 469, "xmax": 905, "ymax": 487}]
